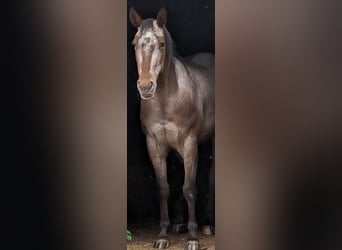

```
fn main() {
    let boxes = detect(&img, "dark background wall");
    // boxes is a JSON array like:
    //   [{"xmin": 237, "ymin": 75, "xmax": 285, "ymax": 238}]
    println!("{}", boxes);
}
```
[{"xmin": 127, "ymin": 0, "xmax": 215, "ymax": 224}]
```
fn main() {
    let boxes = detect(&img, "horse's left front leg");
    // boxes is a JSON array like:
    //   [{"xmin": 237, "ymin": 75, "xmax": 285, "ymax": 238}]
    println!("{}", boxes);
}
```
[{"xmin": 181, "ymin": 135, "xmax": 200, "ymax": 250}]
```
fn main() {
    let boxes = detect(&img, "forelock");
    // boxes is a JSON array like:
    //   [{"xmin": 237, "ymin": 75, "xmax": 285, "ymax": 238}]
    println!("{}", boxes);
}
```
[
  {"xmin": 152, "ymin": 20, "xmax": 164, "ymax": 37},
  {"xmin": 140, "ymin": 18, "xmax": 154, "ymax": 32},
  {"xmin": 136, "ymin": 18, "xmax": 164, "ymax": 39}
]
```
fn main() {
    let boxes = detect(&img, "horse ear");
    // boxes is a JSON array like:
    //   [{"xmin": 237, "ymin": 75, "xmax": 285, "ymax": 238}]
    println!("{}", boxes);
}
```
[
  {"xmin": 156, "ymin": 7, "xmax": 167, "ymax": 27},
  {"xmin": 129, "ymin": 7, "xmax": 142, "ymax": 27}
]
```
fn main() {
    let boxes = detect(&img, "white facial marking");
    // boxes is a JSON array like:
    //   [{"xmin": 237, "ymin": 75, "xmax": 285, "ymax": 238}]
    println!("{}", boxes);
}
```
[
  {"xmin": 133, "ymin": 22, "xmax": 166, "ymax": 99},
  {"xmin": 139, "ymin": 30, "xmax": 157, "ymax": 47},
  {"xmin": 135, "ymin": 27, "xmax": 164, "ymax": 79},
  {"xmin": 153, "ymin": 20, "xmax": 164, "ymax": 36}
]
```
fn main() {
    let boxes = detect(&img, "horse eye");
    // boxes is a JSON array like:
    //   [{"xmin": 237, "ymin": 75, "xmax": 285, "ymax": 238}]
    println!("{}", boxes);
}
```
[{"xmin": 160, "ymin": 42, "xmax": 165, "ymax": 48}]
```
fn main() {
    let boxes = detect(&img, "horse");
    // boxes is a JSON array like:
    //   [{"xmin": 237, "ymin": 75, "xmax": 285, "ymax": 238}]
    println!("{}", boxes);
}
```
[{"xmin": 129, "ymin": 6, "xmax": 215, "ymax": 250}]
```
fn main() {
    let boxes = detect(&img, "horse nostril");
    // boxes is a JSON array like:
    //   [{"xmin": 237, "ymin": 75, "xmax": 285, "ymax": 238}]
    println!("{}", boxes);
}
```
[{"xmin": 149, "ymin": 81, "xmax": 153, "ymax": 88}]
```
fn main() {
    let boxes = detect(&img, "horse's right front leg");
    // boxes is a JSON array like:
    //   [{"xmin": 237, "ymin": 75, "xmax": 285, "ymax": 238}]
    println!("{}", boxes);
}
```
[{"xmin": 146, "ymin": 136, "xmax": 170, "ymax": 249}]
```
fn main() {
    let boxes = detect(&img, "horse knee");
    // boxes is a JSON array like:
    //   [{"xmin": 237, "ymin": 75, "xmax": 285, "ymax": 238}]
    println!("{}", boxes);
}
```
[
  {"xmin": 159, "ymin": 184, "xmax": 169, "ymax": 199},
  {"xmin": 182, "ymin": 185, "xmax": 197, "ymax": 202}
]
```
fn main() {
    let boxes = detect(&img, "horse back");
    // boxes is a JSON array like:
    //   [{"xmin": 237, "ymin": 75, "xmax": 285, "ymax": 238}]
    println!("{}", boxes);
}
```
[{"xmin": 185, "ymin": 53, "xmax": 215, "ymax": 71}]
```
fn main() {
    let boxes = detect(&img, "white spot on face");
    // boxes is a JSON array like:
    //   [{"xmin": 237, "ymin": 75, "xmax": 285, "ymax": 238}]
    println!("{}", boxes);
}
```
[
  {"xmin": 153, "ymin": 20, "xmax": 164, "ymax": 36},
  {"xmin": 139, "ymin": 30, "xmax": 158, "ymax": 55}
]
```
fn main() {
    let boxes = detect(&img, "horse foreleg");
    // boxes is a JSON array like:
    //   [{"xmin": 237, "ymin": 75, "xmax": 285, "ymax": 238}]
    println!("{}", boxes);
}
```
[
  {"xmin": 146, "ymin": 136, "xmax": 170, "ymax": 249},
  {"xmin": 182, "ymin": 135, "xmax": 200, "ymax": 250}
]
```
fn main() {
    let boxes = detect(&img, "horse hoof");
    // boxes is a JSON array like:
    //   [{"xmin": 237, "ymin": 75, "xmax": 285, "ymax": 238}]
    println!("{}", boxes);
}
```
[
  {"xmin": 210, "ymin": 226, "xmax": 215, "ymax": 235},
  {"xmin": 172, "ymin": 224, "xmax": 187, "ymax": 234},
  {"xmin": 154, "ymin": 238, "xmax": 169, "ymax": 249},
  {"xmin": 185, "ymin": 240, "xmax": 199, "ymax": 250},
  {"xmin": 202, "ymin": 226, "xmax": 212, "ymax": 235},
  {"xmin": 202, "ymin": 225, "xmax": 215, "ymax": 235}
]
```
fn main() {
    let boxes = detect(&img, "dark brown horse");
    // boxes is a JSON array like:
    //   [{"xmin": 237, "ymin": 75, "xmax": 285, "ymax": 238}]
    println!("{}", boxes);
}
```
[{"xmin": 129, "ymin": 7, "xmax": 215, "ymax": 250}]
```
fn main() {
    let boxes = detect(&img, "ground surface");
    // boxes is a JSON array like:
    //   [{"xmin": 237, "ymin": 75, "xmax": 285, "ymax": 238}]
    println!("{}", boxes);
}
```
[{"xmin": 127, "ymin": 224, "xmax": 215, "ymax": 250}]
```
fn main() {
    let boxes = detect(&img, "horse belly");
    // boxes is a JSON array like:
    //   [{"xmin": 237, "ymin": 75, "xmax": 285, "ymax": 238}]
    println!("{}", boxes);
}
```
[{"xmin": 199, "ymin": 116, "xmax": 215, "ymax": 142}]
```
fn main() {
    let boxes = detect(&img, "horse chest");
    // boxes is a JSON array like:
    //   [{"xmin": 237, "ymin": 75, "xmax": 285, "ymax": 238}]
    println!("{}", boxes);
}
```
[{"xmin": 148, "ymin": 121, "xmax": 187, "ymax": 148}]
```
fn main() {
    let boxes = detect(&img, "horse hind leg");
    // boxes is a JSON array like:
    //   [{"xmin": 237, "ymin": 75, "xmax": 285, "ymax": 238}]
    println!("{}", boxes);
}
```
[
  {"xmin": 203, "ymin": 137, "xmax": 215, "ymax": 235},
  {"xmin": 170, "ymin": 152, "xmax": 187, "ymax": 234},
  {"xmin": 203, "ymin": 163, "xmax": 215, "ymax": 235},
  {"xmin": 172, "ymin": 193, "xmax": 187, "ymax": 234},
  {"xmin": 146, "ymin": 137, "xmax": 170, "ymax": 249}
]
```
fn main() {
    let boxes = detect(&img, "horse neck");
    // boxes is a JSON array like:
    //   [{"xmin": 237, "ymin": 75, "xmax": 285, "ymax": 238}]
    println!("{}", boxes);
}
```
[
  {"xmin": 156, "ymin": 56, "xmax": 179, "ymax": 99},
  {"xmin": 156, "ymin": 29, "xmax": 182, "ymax": 98}
]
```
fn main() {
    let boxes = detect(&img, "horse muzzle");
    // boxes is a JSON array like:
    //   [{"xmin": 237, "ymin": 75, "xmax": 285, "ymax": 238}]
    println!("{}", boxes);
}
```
[{"xmin": 137, "ymin": 80, "xmax": 156, "ymax": 100}]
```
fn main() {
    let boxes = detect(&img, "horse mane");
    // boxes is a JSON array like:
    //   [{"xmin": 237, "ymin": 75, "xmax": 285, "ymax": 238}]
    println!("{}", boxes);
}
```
[
  {"xmin": 162, "ymin": 26, "xmax": 191, "ymax": 77},
  {"xmin": 162, "ymin": 27, "xmax": 176, "ymax": 73}
]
